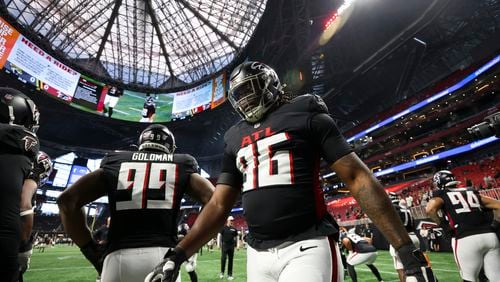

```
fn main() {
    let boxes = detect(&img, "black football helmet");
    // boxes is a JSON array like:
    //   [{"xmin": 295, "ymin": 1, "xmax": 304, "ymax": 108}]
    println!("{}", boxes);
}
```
[
  {"xmin": 228, "ymin": 61, "xmax": 283, "ymax": 123},
  {"xmin": 0, "ymin": 87, "xmax": 39, "ymax": 132},
  {"xmin": 31, "ymin": 151, "xmax": 53, "ymax": 186},
  {"xmin": 432, "ymin": 170, "xmax": 459, "ymax": 189},
  {"xmin": 138, "ymin": 124, "xmax": 176, "ymax": 153}
]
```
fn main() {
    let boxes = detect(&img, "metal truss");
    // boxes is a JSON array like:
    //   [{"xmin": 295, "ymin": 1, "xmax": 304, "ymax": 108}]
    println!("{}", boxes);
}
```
[{"xmin": 0, "ymin": 0, "xmax": 267, "ymax": 89}]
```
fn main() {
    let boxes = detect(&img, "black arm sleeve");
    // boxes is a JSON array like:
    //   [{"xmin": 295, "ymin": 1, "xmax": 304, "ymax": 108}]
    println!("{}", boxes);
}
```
[
  {"xmin": 217, "ymin": 148, "xmax": 243, "ymax": 188},
  {"xmin": 309, "ymin": 113, "xmax": 353, "ymax": 164}
]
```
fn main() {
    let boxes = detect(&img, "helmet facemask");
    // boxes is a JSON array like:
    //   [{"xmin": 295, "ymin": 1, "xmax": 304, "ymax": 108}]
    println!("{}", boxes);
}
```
[{"xmin": 229, "ymin": 70, "xmax": 281, "ymax": 123}]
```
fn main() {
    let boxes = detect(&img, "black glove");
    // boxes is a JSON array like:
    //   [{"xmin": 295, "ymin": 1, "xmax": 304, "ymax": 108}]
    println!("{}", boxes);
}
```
[
  {"xmin": 398, "ymin": 243, "xmax": 437, "ymax": 282},
  {"xmin": 144, "ymin": 247, "xmax": 187, "ymax": 282},
  {"xmin": 80, "ymin": 240, "xmax": 106, "ymax": 274}
]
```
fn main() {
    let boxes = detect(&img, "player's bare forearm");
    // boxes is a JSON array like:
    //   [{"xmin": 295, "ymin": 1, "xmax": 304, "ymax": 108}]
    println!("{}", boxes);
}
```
[
  {"xmin": 428, "ymin": 211, "xmax": 441, "ymax": 225},
  {"xmin": 58, "ymin": 204, "xmax": 92, "ymax": 246},
  {"xmin": 20, "ymin": 179, "xmax": 37, "ymax": 241},
  {"xmin": 350, "ymin": 174, "xmax": 411, "ymax": 249},
  {"xmin": 20, "ymin": 214, "xmax": 34, "ymax": 242},
  {"xmin": 57, "ymin": 171, "xmax": 107, "ymax": 247},
  {"xmin": 178, "ymin": 184, "xmax": 239, "ymax": 257},
  {"xmin": 332, "ymin": 153, "xmax": 411, "ymax": 249},
  {"xmin": 425, "ymin": 198, "xmax": 444, "ymax": 225}
]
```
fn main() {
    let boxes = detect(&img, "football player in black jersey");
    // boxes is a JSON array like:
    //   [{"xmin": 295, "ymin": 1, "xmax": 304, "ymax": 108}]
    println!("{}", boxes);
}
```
[
  {"xmin": 426, "ymin": 170, "xmax": 500, "ymax": 282},
  {"xmin": 0, "ymin": 87, "xmax": 40, "ymax": 282},
  {"xmin": 18, "ymin": 151, "xmax": 52, "ymax": 281},
  {"xmin": 58, "ymin": 124, "xmax": 215, "ymax": 282},
  {"xmin": 146, "ymin": 61, "xmax": 435, "ymax": 282},
  {"xmin": 388, "ymin": 192, "xmax": 435, "ymax": 282}
]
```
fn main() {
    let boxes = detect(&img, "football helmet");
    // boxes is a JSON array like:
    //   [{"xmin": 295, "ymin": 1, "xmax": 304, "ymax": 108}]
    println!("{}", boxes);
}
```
[
  {"xmin": 32, "ymin": 151, "xmax": 53, "ymax": 186},
  {"xmin": 228, "ymin": 61, "xmax": 283, "ymax": 123},
  {"xmin": 0, "ymin": 87, "xmax": 39, "ymax": 132},
  {"xmin": 138, "ymin": 124, "xmax": 176, "ymax": 153},
  {"xmin": 432, "ymin": 170, "xmax": 459, "ymax": 189}
]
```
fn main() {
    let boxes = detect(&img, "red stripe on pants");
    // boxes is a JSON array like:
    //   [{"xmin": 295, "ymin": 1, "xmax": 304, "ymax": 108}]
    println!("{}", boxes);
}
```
[{"xmin": 328, "ymin": 236, "xmax": 339, "ymax": 282}]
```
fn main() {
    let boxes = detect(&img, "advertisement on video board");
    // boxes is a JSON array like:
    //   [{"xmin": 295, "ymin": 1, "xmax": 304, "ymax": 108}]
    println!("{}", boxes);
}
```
[
  {"xmin": 0, "ymin": 17, "xmax": 20, "ymax": 69},
  {"xmin": 5, "ymin": 35, "xmax": 81, "ymax": 100}
]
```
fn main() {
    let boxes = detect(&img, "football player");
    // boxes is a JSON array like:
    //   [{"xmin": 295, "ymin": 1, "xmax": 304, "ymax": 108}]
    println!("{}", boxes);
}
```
[
  {"xmin": 0, "ymin": 87, "xmax": 40, "ymax": 282},
  {"xmin": 341, "ymin": 229, "xmax": 384, "ymax": 282},
  {"xmin": 389, "ymin": 192, "xmax": 434, "ymax": 282},
  {"xmin": 146, "ymin": 61, "xmax": 435, "ymax": 282},
  {"xmin": 178, "ymin": 223, "xmax": 198, "ymax": 282},
  {"xmin": 426, "ymin": 170, "xmax": 500, "ymax": 282},
  {"xmin": 218, "ymin": 216, "xmax": 238, "ymax": 280},
  {"xmin": 57, "ymin": 124, "xmax": 215, "ymax": 282},
  {"xmin": 140, "ymin": 94, "xmax": 156, "ymax": 123},
  {"xmin": 18, "ymin": 151, "xmax": 52, "ymax": 281}
]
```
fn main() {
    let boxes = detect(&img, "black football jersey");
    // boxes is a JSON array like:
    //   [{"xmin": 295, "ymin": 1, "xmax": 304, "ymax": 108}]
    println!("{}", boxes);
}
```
[
  {"xmin": 100, "ymin": 150, "xmax": 199, "ymax": 253},
  {"xmin": 220, "ymin": 225, "xmax": 238, "ymax": 249},
  {"xmin": 345, "ymin": 233, "xmax": 376, "ymax": 253},
  {"xmin": 219, "ymin": 94, "xmax": 352, "ymax": 249},
  {"xmin": 432, "ymin": 187, "xmax": 494, "ymax": 239},
  {"xmin": 0, "ymin": 124, "xmax": 39, "ymax": 258}
]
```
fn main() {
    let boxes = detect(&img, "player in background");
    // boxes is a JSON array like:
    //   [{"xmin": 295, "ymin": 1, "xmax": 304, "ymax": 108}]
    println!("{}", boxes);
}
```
[
  {"xmin": 218, "ymin": 216, "xmax": 238, "ymax": 280},
  {"xmin": 140, "ymin": 94, "xmax": 156, "ymax": 123},
  {"xmin": 388, "ymin": 192, "xmax": 434, "ymax": 282},
  {"xmin": 103, "ymin": 86, "xmax": 122, "ymax": 118},
  {"xmin": 18, "ymin": 151, "xmax": 52, "ymax": 282},
  {"xmin": 341, "ymin": 229, "xmax": 384, "ymax": 282},
  {"xmin": 0, "ymin": 87, "xmax": 40, "ymax": 282},
  {"xmin": 58, "ymin": 124, "xmax": 215, "ymax": 282},
  {"xmin": 426, "ymin": 170, "xmax": 500, "ymax": 282},
  {"xmin": 178, "ymin": 223, "xmax": 199, "ymax": 282},
  {"xmin": 146, "ymin": 61, "xmax": 435, "ymax": 282}
]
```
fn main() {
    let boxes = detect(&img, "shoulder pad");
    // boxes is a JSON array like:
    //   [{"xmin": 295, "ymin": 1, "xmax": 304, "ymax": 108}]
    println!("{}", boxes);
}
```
[
  {"xmin": 289, "ymin": 94, "xmax": 329, "ymax": 114},
  {"xmin": 100, "ymin": 151, "xmax": 127, "ymax": 168},
  {"xmin": 176, "ymin": 154, "xmax": 199, "ymax": 172},
  {"xmin": 0, "ymin": 124, "xmax": 39, "ymax": 159},
  {"xmin": 430, "ymin": 189, "xmax": 443, "ymax": 198}
]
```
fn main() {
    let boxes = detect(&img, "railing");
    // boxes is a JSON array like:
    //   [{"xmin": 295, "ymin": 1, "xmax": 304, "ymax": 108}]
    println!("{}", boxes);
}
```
[{"xmin": 337, "ymin": 187, "xmax": 499, "ymax": 225}]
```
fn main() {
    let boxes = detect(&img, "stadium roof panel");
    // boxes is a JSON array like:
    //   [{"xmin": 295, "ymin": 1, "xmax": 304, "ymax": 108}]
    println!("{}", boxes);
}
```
[{"xmin": 3, "ymin": 0, "xmax": 267, "ymax": 88}]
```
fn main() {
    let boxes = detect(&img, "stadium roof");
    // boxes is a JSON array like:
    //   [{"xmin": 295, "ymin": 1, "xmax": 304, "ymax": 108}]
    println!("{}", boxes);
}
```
[{"xmin": 1, "ymin": 0, "xmax": 267, "ymax": 89}]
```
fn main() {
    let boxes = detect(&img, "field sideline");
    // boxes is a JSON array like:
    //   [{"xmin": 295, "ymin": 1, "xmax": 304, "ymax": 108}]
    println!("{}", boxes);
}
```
[{"xmin": 24, "ymin": 245, "xmax": 461, "ymax": 281}]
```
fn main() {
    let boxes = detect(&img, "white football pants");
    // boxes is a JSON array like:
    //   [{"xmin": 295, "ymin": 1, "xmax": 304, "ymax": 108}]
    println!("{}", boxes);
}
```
[
  {"xmin": 451, "ymin": 232, "xmax": 500, "ymax": 282},
  {"xmin": 101, "ymin": 247, "xmax": 181, "ymax": 282},
  {"xmin": 246, "ymin": 236, "xmax": 343, "ymax": 282}
]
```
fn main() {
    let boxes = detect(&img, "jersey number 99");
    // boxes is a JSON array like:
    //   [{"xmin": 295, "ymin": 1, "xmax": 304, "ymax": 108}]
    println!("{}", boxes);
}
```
[{"xmin": 115, "ymin": 162, "xmax": 177, "ymax": 210}]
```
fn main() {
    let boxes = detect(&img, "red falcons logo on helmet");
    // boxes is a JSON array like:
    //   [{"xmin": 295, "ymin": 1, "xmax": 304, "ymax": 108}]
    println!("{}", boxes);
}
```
[{"xmin": 22, "ymin": 135, "xmax": 38, "ymax": 152}]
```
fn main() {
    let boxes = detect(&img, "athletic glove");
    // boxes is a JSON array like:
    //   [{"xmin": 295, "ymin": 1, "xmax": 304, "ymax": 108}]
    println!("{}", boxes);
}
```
[
  {"xmin": 398, "ymin": 243, "xmax": 437, "ymax": 282},
  {"xmin": 80, "ymin": 240, "xmax": 106, "ymax": 274},
  {"xmin": 144, "ymin": 247, "xmax": 187, "ymax": 282}
]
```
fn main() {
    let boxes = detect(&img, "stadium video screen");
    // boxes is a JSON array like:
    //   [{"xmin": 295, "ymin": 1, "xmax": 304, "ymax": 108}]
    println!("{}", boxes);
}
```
[
  {"xmin": 0, "ymin": 15, "xmax": 227, "ymax": 123},
  {"xmin": 67, "ymin": 165, "xmax": 90, "ymax": 187},
  {"xmin": 51, "ymin": 163, "xmax": 72, "ymax": 188}
]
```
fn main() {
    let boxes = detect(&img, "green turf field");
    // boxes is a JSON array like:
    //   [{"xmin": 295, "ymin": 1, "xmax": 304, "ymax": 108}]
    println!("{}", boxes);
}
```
[
  {"xmin": 111, "ymin": 90, "xmax": 174, "ymax": 123},
  {"xmin": 70, "ymin": 91, "xmax": 174, "ymax": 123},
  {"xmin": 24, "ymin": 245, "xmax": 461, "ymax": 281}
]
